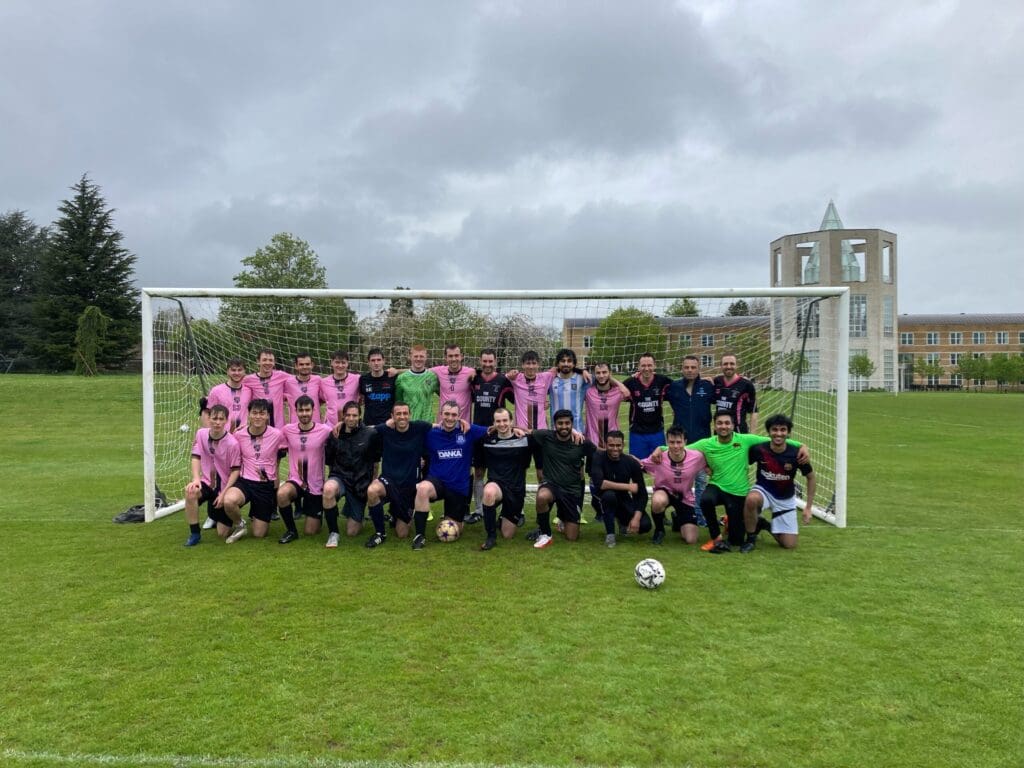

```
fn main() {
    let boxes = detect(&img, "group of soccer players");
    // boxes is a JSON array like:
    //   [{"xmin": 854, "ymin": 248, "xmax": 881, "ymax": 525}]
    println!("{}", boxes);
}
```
[{"xmin": 184, "ymin": 344, "xmax": 816, "ymax": 554}]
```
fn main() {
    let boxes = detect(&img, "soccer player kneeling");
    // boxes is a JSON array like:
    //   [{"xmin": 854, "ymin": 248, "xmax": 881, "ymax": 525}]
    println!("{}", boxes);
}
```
[{"xmin": 183, "ymin": 405, "xmax": 242, "ymax": 546}]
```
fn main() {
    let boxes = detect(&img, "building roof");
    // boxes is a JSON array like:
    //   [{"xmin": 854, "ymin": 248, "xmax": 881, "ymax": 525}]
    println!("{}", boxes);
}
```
[
  {"xmin": 900, "ymin": 313, "xmax": 1024, "ymax": 326},
  {"xmin": 565, "ymin": 316, "xmax": 769, "ymax": 330}
]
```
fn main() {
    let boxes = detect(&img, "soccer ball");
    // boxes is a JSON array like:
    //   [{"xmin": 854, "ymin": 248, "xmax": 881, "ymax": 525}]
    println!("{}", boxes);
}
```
[
  {"xmin": 436, "ymin": 518, "xmax": 461, "ymax": 542},
  {"xmin": 634, "ymin": 558, "xmax": 666, "ymax": 589}
]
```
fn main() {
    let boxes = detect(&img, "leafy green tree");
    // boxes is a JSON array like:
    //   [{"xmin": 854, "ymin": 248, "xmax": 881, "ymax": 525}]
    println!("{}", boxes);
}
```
[
  {"xmin": 32, "ymin": 176, "xmax": 139, "ymax": 370},
  {"xmin": 955, "ymin": 356, "xmax": 988, "ymax": 390},
  {"xmin": 725, "ymin": 329, "xmax": 770, "ymax": 384},
  {"xmin": 219, "ymin": 232, "xmax": 358, "ymax": 366},
  {"xmin": 488, "ymin": 314, "xmax": 559, "ymax": 370},
  {"xmin": 777, "ymin": 350, "xmax": 810, "ymax": 377},
  {"xmin": 0, "ymin": 210, "xmax": 48, "ymax": 359},
  {"xmin": 665, "ymin": 298, "xmax": 700, "ymax": 317},
  {"xmin": 416, "ymin": 300, "xmax": 490, "ymax": 362},
  {"xmin": 913, "ymin": 357, "xmax": 943, "ymax": 385},
  {"xmin": 849, "ymin": 353, "xmax": 876, "ymax": 391},
  {"xmin": 987, "ymin": 353, "xmax": 1024, "ymax": 390},
  {"xmin": 590, "ymin": 308, "xmax": 668, "ymax": 372},
  {"xmin": 726, "ymin": 299, "xmax": 750, "ymax": 316}
]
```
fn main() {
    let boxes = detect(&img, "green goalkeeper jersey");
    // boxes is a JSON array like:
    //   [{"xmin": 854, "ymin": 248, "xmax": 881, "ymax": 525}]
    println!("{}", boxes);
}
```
[
  {"xmin": 687, "ymin": 433, "xmax": 801, "ymax": 496},
  {"xmin": 395, "ymin": 369, "xmax": 439, "ymax": 422}
]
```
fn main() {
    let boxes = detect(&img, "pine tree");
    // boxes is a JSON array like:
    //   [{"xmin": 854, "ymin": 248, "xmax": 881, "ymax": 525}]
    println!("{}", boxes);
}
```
[
  {"xmin": 0, "ymin": 210, "xmax": 48, "ymax": 359},
  {"xmin": 32, "ymin": 176, "xmax": 139, "ymax": 370}
]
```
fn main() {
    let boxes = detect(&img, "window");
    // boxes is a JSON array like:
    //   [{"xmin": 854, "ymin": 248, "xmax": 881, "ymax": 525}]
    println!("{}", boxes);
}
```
[
  {"xmin": 773, "ymin": 299, "xmax": 782, "ymax": 341},
  {"xmin": 700, "ymin": 354, "xmax": 713, "ymax": 368},
  {"xmin": 949, "ymin": 332, "xmax": 962, "ymax": 345},
  {"xmin": 773, "ymin": 249, "xmax": 782, "ymax": 286},
  {"xmin": 926, "ymin": 332, "xmax": 939, "ymax": 345},
  {"xmin": 996, "ymin": 331, "xmax": 1009, "ymax": 344},
  {"xmin": 677, "ymin": 334, "xmax": 692, "ymax": 347},
  {"xmin": 884, "ymin": 350, "xmax": 894, "ymax": 391},
  {"xmin": 801, "ymin": 350, "xmax": 820, "ymax": 391},
  {"xmin": 582, "ymin": 335, "xmax": 593, "ymax": 349},
  {"xmin": 949, "ymin": 352, "xmax": 961, "ymax": 366},
  {"xmin": 1019, "ymin": 332, "xmax": 1024, "ymax": 345},
  {"xmin": 883, "ymin": 297, "xmax": 894, "ymax": 337},
  {"xmin": 701, "ymin": 334, "xmax": 715, "ymax": 347},
  {"xmin": 972, "ymin": 352, "xmax": 985, "ymax": 385},
  {"xmin": 850, "ymin": 295, "xmax": 868, "ymax": 338},
  {"xmin": 797, "ymin": 298, "xmax": 820, "ymax": 339},
  {"xmin": 881, "ymin": 242, "xmax": 893, "ymax": 283},
  {"xmin": 841, "ymin": 238, "xmax": 866, "ymax": 282},
  {"xmin": 950, "ymin": 373, "xmax": 962, "ymax": 387},
  {"xmin": 900, "ymin": 332, "xmax": 914, "ymax": 345},
  {"xmin": 972, "ymin": 331, "xmax": 985, "ymax": 344},
  {"xmin": 925, "ymin": 352, "xmax": 940, "ymax": 365},
  {"xmin": 797, "ymin": 242, "xmax": 819, "ymax": 285}
]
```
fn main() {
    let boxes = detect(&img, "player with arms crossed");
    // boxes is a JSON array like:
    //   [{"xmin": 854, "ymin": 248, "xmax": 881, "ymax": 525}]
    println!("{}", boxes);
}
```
[
  {"xmin": 321, "ymin": 350, "xmax": 361, "ymax": 427},
  {"xmin": 363, "ymin": 402, "xmax": 432, "ymax": 548},
  {"xmin": 742, "ymin": 413, "xmax": 816, "ymax": 552},
  {"xmin": 412, "ymin": 400, "xmax": 488, "ymax": 549},
  {"xmin": 468, "ymin": 348, "xmax": 513, "ymax": 522},
  {"xmin": 276, "ymin": 395, "xmax": 333, "ymax": 544},
  {"xmin": 323, "ymin": 401, "xmax": 381, "ymax": 548},
  {"xmin": 528, "ymin": 409, "xmax": 597, "ymax": 549},
  {"xmin": 183, "ymin": 404, "xmax": 242, "ymax": 546},
  {"xmin": 395, "ymin": 344, "xmax": 439, "ymax": 422},
  {"xmin": 243, "ymin": 349, "xmax": 290, "ymax": 427},
  {"xmin": 624, "ymin": 352, "xmax": 673, "ymax": 459},
  {"xmin": 639, "ymin": 426, "xmax": 707, "ymax": 545},
  {"xmin": 590, "ymin": 430, "xmax": 650, "ymax": 548},
  {"xmin": 713, "ymin": 353, "xmax": 758, "ymax": 434},
  {"xmin": 223, "ymin": 399, "xmax": 287, "ymax": 543},
  {"xmin": 478, "ymin": 407, "xmax": 532, "ymax": 550}
]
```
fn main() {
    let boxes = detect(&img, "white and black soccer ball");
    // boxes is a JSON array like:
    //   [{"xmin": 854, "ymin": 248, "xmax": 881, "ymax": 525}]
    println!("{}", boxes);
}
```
[
  {"xmin": 634, "ymin": 558, "xmax": 666, "ymax": 589},
  {"xmin": 436, "ymin": 518, "xmax": 460, "ymax": 542}
]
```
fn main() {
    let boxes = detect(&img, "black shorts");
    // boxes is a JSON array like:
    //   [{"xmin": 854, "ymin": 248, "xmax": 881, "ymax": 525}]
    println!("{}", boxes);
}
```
[
  {"xmin": 423, "ymin": 476, "xmax": 471, "ymax": 523},
  {"xmin": 378, "ymin": 476, "xmax": 415, "ymax": 524},
  {"xmin": 234, "ymin": 478, "xmax": 277, "ymax": 522},
  {"xmin": 471, "ymin": 440, "xmax": 488, "ymax": 469},
  {"xmin": 539, "ymin": 481, "xmax": 584, "ymax": 524},
  {"xmin": 658, "ymin": 493, "xmax": 698, "ymax": 530},
  {"xmin": 491, "ymin": 481, "xmax": 525, "ymax": 523},
  {"xmin": 199, "ymin": 482, "xmax": 233, "ymax": 527},
  {"xmin": 326, "ymin": 475, "xmax": 368, "ymax": 521},
  {"xmin": 281, "ymin": 481, "xmax": 324, "ymax": 519}
]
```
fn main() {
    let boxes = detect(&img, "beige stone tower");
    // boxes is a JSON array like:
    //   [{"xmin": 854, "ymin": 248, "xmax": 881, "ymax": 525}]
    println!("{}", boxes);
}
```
[{"xmin": 770, "ymin": 201, "xmax": 898, "ymax": 391}]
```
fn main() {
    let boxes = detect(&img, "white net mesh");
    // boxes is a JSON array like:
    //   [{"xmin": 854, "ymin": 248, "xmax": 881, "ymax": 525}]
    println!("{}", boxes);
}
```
[{"xmin": 146, "ymin": 290, "xmax": 847, "ymax": 525}]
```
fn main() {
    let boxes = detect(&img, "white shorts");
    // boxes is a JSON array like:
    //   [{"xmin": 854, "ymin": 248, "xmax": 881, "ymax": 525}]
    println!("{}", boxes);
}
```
[{"xmin": 750, "ymin": 485, "xmax": 798, "ymax": 535}]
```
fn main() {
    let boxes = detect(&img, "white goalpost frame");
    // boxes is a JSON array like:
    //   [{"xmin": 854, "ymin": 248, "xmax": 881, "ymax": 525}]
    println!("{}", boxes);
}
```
[{"xmin": 141, "ymin": 286, "xmax": 850, "ymax": 527}]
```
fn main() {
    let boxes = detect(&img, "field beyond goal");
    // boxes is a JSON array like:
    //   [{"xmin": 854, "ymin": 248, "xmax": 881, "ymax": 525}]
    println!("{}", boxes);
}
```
[{"xmin": 142, "ymin": 288, "xmax": 850, "ymax": 525}]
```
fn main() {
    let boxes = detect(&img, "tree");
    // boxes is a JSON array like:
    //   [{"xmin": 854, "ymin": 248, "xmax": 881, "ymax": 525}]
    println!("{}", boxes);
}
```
[
  {"xmin": 955, "ymin": 356, "xmax": 988, "ymax": 390},
  {"xmin": 747, "ymin": 298, "xmax": 771, "ymax": 316},
  {"xmin": 74, "ymin": 305, "xmax": 110, "ymax": 375},
  {"xmin": 848, "ymin": 353, "xmax": 877, "ymax": 391},
  {"xmin": 777, "ymin": 350, "xmax": 810, "ymax": 378},
  {"xmin": 488, "ymin": 313, "xmax": 560, "ymax": 370},
  {"xmin": 416, "ymin": 300, "xmax": 490, "ymax": 361},
  {"xmin": 665, "ymin": 298, "xmax": 700, "ymax": 317},
  {"xmin": 219, "ymin": 232, "xmax": 359, "ymax": 365},
  {"xmin": 0, "ymin": 210, "xmax": 48, "ymax": 359},
  {"xmin": 913, "ymin": 357, "xmax": 943, "ymax": 385},
  {"xmin": 987, "ymin": 353, "xmax": 1024, "ymax": 390},
  {"xmin": 726, "ymin": 299, "xmax": 750, "ymax": 316},
  {"xmin": 590, "ymin": 308, "xmax": 668, "ymax": 372},
  {"xmin": 31, "ymin": 176, "xmax": 139, "ymax": 370}
]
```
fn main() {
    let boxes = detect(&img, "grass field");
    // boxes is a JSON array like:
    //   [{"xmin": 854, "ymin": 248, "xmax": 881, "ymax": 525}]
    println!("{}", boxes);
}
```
[{"xmin": 1, "ymin": 377, "xmax": 1022, "ymax": 768}]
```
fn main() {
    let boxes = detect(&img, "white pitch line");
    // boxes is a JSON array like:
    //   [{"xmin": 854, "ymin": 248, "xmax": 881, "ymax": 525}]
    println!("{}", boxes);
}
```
[{"xmin": 1, "ymin": 749, "xmax": 692, "ymax": 768}]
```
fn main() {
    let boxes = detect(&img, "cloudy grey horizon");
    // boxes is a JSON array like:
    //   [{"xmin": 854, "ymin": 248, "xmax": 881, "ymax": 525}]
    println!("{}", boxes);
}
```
[{"xmin": 2, "ymin": 1, "xmax": 1020, "ymax": 314}]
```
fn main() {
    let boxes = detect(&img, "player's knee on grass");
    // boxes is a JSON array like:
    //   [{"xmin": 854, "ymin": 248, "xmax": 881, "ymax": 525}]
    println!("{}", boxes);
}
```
[
  {"xmin": 777, "ymin": 533, "xmax": 798, "ymax": 549},
  {"xmin": 346, "ymin": 517, "xmax": 362, "ymax": 536},
  {"xmin": 251, "ymin": 519, "xmax": 269, "ymax": 538},
  {"xmin": 563, "ymin": 522, "xmax": 580, "ymax": 541},
  {"xmin": 681, "ymin": 523, "xmax": 698, "ymax": 545},
  {"xmin": 304, "ymin": 516, "xmax": 321, "ymax": 535},
  {"xmin": 501, "ymin": 518, "xmax": 518, "ymax": 539}
]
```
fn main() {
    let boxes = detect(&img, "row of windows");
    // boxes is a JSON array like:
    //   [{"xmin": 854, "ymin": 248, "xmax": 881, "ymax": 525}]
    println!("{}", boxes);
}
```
[
  {"xmin": 582, "ymin": 334, "xmax": 734, "ymax": 349},
  {"xmin": 899, "ymin": 331, "xmax": 1021, "ymax": 345}
]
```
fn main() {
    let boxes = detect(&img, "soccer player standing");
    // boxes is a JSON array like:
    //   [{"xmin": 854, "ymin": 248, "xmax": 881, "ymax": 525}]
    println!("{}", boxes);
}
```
[
  {"xmin": 624, "ymin": 352, "xmax": 673, "ymax": 459},
  {"xmin": 360, "ymin": 347, "xmax": 399, "ymax": 427},
  {"xmin": 713, "ymin": 353, "xmax": 758, "ymax": 433},
  {"xmin": 413, "ymin": 400, "xmax": 489, "ymax": 549},
  {"xmin": 276, "ymin": 395, "xmax": 333, "ymax": 544},
  {"xmin": 243, "ymin": 349, "xmax": 290, "ymax": 428},
  {"xmin": 665, "ymin": 354, "xmax": 715, "ymax": 525},
  {"xmin": 548, "ymin": 348, "xmax": 590, "ymax": 431},
  {"xmin": 183, "ymin": 405, "xmax": 241, "ymax": 546},
  {"xmin": 584, "ymin": 361, "xmax": 631, "ymax": 449},
  {"xmin": 589, "ymin": 430, "xmax": 649, "ymax": 548},
  {"xmin": 742, "ymin": 414, "xmax": 816, "ymax": 552},
  {"xmin": 223, "ymin": 399, "xmax": 287, "ymax": 542},
  {"xmin": 395, "ymin": 344, "xmax": 439, "ymax": 422},
  {"xmin": 509, "ymin": 351, "xmax": 555, "ymax": 430},
  {"xmin": 284, "ymin": 352, "xmax": 324, "ymax": 424},
  {"xmin": 205, "ymin": 358, "xmax": 251, "ymax": 433},
  {"xmin": 430, "ymin": 344, "xmax": 475, "ymax": 422},
  {"xmin": 469, "ymin": 348, "xmax": 513, "ymax": 521},
  {"xmin": 321, "ymin": 350, "xmax": 362, "ymax": 427}
]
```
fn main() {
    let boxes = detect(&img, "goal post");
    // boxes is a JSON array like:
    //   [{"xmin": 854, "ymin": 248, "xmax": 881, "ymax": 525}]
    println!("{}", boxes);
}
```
[{"xmin": 141, "ymin": 287, "xmax": 849, "ymax": 526}]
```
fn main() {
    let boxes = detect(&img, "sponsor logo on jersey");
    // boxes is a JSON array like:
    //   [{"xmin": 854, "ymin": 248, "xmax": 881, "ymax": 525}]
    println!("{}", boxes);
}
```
[{"xmin": 437, "ymin": 449, "xmax": 463, "ymax": 460}]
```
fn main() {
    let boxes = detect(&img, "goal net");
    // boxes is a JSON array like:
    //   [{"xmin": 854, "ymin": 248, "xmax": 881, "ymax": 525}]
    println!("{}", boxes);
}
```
[{"xmin": 142, "ymin": 288, "xmax": 849, "ymax": 526}]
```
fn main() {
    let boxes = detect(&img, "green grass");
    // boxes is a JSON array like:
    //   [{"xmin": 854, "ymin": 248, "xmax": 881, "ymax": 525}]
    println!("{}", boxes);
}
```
[{"xmin": 0, "ymin": 379, "xmax": 1022, "ymax": 768}]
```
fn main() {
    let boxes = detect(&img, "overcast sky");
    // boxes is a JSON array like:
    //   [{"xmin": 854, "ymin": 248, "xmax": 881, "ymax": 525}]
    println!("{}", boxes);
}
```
[{"xmin": 2, "ymin": 0, "xmax": 1020, "ymax": 313}]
